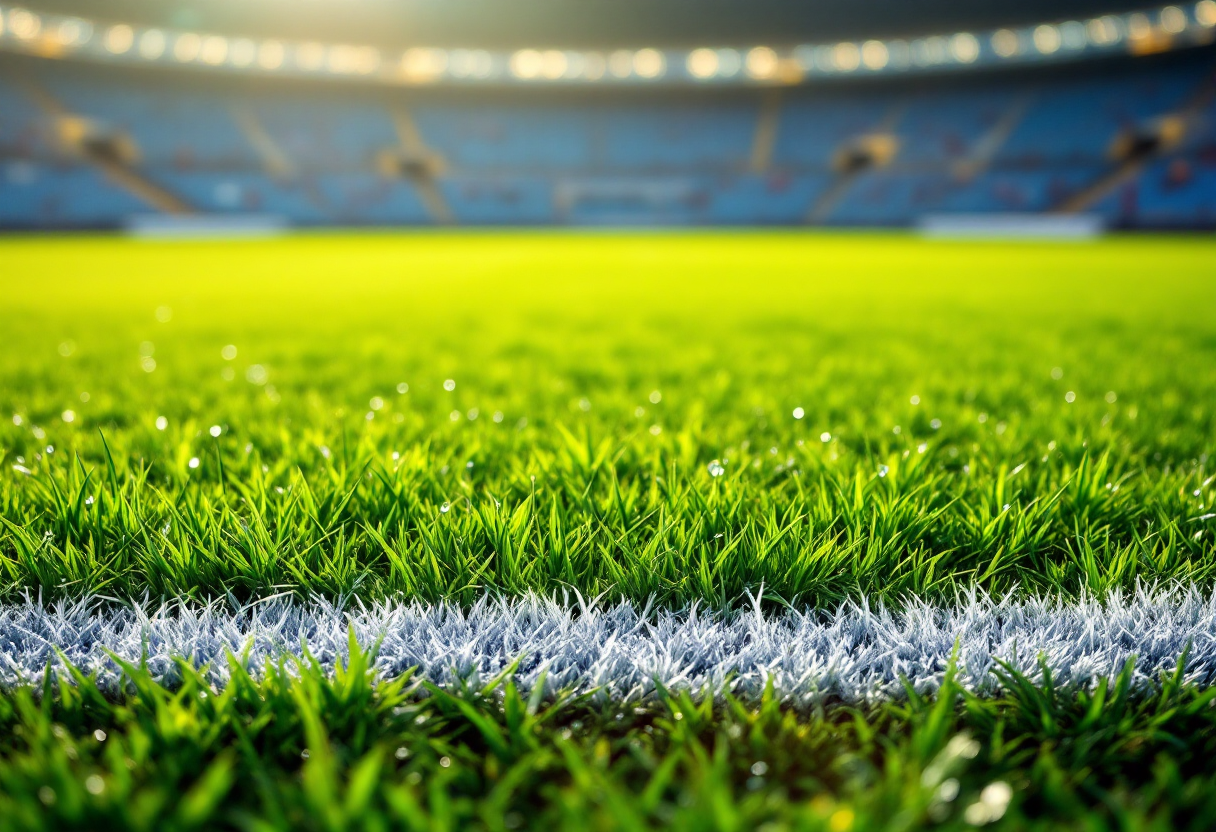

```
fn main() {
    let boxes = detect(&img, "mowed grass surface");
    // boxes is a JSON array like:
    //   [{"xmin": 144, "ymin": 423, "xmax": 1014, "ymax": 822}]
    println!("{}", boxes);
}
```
[
  {"xmin": 2, "ymin": 232, "xmax": 1215, "ymax": 605},
  {"xmin": 6, "ymin": 647, "xmax": 1216, "ymax": 831}
]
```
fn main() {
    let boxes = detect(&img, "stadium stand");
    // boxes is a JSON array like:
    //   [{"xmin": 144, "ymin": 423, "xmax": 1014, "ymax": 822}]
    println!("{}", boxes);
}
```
[{"xmin": 1, "ymin": 26, "xmax": 1213, "ymax": 228}]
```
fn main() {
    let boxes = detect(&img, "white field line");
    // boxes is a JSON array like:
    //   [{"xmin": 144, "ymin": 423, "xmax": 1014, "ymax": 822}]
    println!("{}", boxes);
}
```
[{"xmin": 3, "ymin": 586, "xmax": 1216, "ymax": 703}]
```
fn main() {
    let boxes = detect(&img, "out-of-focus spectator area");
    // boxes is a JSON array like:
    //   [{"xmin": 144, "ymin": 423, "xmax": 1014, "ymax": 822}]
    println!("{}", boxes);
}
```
[{"xmin": 1, "ymin": 47, "xmax": 1214, "ymax": 228}]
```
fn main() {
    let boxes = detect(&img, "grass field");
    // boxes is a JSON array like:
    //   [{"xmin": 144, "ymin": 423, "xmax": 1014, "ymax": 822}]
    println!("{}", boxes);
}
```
[
  {"xmin": 2, "ymin": 232, "xmax": 1215, "ymax": 605},
  {"xmin": 3, "ymin": 231, "xmax": 1216, "ymax": 830}
]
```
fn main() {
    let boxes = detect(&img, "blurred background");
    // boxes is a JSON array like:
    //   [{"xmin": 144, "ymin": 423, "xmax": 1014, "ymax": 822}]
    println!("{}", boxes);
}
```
[{"xmin": 0, "ymin": 0, "xmax": 1214, "ymax": 230}]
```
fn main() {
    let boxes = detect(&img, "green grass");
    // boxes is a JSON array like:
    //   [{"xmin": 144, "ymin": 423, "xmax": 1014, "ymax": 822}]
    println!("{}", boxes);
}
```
[
  {"xmin": 2, "ymin": 232, "xmax": 1215, "ymax": 605},
  {"xmin": 6, "ymin": 642, "xmax": 1216, "ymax": 831}
]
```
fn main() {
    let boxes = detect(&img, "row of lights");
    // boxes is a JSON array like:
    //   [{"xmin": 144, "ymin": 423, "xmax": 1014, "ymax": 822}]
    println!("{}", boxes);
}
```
[{"xmin": 1, "ymin": 2, "xmax": 1214, "ymax": 84}]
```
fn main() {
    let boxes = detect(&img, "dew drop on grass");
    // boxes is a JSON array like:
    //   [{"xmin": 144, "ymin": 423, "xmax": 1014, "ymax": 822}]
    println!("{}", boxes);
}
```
[
  {"xmin": 493, "ymin": 411, "xmax": 504, "ymax": 423},
  {"xmin": 62, "ymin": 410, "xmax": 75, "ymax": 423},
  {"xmin": 209, "ymin": 425, "xmax": 221, "ymax": 437},
  {"xmin": 878, "ymin": 465, "xmax": 889, "ymax": 477},
  {"xmin": 397, "ymin": 382, "xmax": 409, "ymax": 394},
  {"xmin": 820, "ymin": 432, "xmax": 831, "ymax": 443},
  {"xmin": 918, "ymin": 443, "xmax": 928, "ymax": 453},
  {"xmin": 792, "ymin": 407, "xmax": 805, "ymax": 420},
  {"xmin": 444, "ymin": 379, "xmax": 456, "ymax": 391},
  {"xmin": 440, "ymin": 502, "xmax": 451, "ymax": 513},
  {"xmin": 12, "ymin": 414, "xmax": 22, "ymax": 426},
  {"xmin": 467, "ymin": 408, "xmax": 479, "ymax": 420},
  {"xmin": 1065, "ymin": 391, "xmax": 1076, "ymax": 403},
  {"xmin": 649, "ymin": 390, "xmax": 662, "ymax": 404},
  {"xmin": 1106, "ymin": 391, "xmax": 1118, "ymax": 403},
  {"xmin": 85, "ymin": 775, "xmax": 105, "ymax": 795},
  {"xmin": 85, "ymin": 496, "xmax": 94, "ymax": 505},
  {"xmin": 188, "ymin": 457, "xmax": 200, "ymax": 469},
  {"xmin": 578, "ymin": 398, "xmax": 591, "ymax": 412},
  {"xmin": 370, "ymin": 396, "xmax": 384, "ymax": 411},
  {"xmin": 221, "ymin": 345, "xmax": 237, "ymax": 361},
  {"xmin": 649, "ymin": 425, "xmax": 662, "ymax": 436},
  {"xmin": 1051, "ymin": 367, "xmax": 1064, "ymax": 380},
  {"xmin": 910, "ymin": 395, "xmax": 920, "ymax": 405},
  {"xmin": 140, "ymin": 356, "xmax": 157, "ymax": 373},
  {"xmin": 156, "ymin": 416, "xmax": 168, "ymax": 430},
  {"xmin": 892, "ymin": 425, "xmax": 901, "ymax": 434},
  {"xmin": 707, "ymin": 460, "xmax": 725, "ymax": 477},
  {"xmin": 450, "ymin": 410, "xmax": 461, "ymax": 422},
  {"xmin": 930, "ymin": 419, "xmax": 942, "ymax": 430}
]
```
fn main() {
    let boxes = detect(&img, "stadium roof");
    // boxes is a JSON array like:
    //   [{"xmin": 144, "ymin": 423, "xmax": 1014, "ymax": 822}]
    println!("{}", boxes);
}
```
[{"xmin": 23, "ymin": 0, "xmax": 1158, "ymax": 49}]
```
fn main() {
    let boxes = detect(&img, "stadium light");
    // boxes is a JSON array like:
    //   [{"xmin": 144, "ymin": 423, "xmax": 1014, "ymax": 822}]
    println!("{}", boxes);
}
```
[
  {"xmin": 139, "ymin": 29, "xmax": 166, "ymax": 60},
  {"xmin": 0, "ymin": 2, "xmax": 1210, "ymax": 88},
  {"xmin": 104, "ymin": 24, "xmax": 134, "ymax": 54}
]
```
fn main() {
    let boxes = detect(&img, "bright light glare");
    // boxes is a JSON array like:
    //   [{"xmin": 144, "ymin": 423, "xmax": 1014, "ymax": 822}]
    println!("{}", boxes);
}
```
[
  {"xmin": 105, "ymin": 24, "xmax": 134, "ymax": 54},
  {"xmin": 687, "ymin": 48, "xmax": 719, "ymax": 79},
  {"xmin": 745, "ymin": 46, "xmax": 778, "ymax": 78}
]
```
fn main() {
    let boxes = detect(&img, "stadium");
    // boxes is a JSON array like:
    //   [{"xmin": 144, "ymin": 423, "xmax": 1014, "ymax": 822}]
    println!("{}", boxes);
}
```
[{"xmin": 2, "ymin": 1, "xmax": 1216, "ymax": 830}]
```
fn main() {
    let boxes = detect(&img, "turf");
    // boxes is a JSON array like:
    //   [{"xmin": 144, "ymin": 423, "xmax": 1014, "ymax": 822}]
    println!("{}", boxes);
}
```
[
  {"xmin": 4, "ymin": 231, "xmax": 1216, "ymax": 830},
  {"xmin": 5, "ymin": 643, "xmax": 1216, "ymax": 832},
  {"xmin": 2, "ymin": 232, "xmax": 1214, "ymax": 605}
]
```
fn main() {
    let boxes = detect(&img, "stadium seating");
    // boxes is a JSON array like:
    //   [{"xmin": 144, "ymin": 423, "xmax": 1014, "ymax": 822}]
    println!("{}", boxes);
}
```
[{"xmin": 0, "ymin": 47, "xmax": 1212, "ymax": 228}]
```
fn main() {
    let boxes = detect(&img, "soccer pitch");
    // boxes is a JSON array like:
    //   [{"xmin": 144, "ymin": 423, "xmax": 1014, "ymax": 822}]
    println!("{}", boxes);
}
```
[{"xmin": 2, "ymin": 232, "xmax": 1216, "ymax": 829}]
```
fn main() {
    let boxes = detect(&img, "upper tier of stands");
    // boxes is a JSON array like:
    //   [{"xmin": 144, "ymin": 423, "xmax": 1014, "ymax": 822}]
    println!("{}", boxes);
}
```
[{"xmin": 1, "ymin": 47, "xmax": 1213, "ymax": 228}]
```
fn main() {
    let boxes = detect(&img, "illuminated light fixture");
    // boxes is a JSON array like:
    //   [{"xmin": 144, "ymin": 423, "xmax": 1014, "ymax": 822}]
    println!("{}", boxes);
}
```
[
  {"xmin": 563, "ymin": 51, "xmax": 586, "ymax": 79},
  {"xmin": 608, "ymin": 50, "xmax": 634, "ymax": 78},
  {"xmin": 582, "ymin": 52, "xmax": 606, "ymax": 80},
  {"xmin": 139, "ymin": 29, "xmax": 166, "ymax": 59},
  {"xmin": 1033, "ymin": 24, "xmax": 1062, "ymax": 53},
  {"xmin": 296, "ymin": 42, "xmax": 326, "ymax": 71},
  {"xmin": 448, "ymin": 48, "xmax": 475, "ymax": 78},
  {"xmin": 328, "ymin": 45, "xmax": 379, "ymax": 75},
  {"xmin": 949, "ymin": 32, "xmax": 980, "ymax": 62},
  {"xmin": 1127, "ymin": 13, "xmax": 1153, "ymax": 39},
  {"xmin": 833, "ymin": 42, "xmax": 861, "ymax": 71},
  {"xmin": 55, "ymin": 18, "xmax": 91, "ymax": 47},
  {"xmin": 173, "ymin": 32, "xmax": 202, "ymax": 62},
  {"xmin": 509, "ymin": 48, "xmax": 542, "ymax": 79},
  {"xmin": 1159, "ymin": 5, "xmax": 1188, "ymax": 32},
  {"xmin": 230, "ymin": 38, "xmax": 256, "ymax": 68},
  {"xmin": 1059, "ymin": 21, "xmax": 1087, "ymax": 49},
  {"xmin": 886, "ymin": 39, "xmax": 912, "ymax": 68},
  {"xmin": 540, "ymin": 49, "xmax": 567, "ymax": 79},
  {"xmin": 200, "ymin": 35, "xmax": 228, "ymax": 66},
  {"xmin": 717, "ymin": 48, "xmax": 743, "ymax": 77},
  {"xmin": 104, "ymin": 24, "xmax": 134, "ymax": 54},
  {"xmin": 687, "ymin": 47, "xmax": 719, "ymax": 79},
  {"xmin": 402, "ymin": 47, "xmax": 448, "ymax": 81},
  {"xmin": 1198, "ymin": 0, "xmax": 1216, "ymax": 27},
  {"xmin": 912, "ymin": 35, "xmax": 949, "ymax": 65},
  {"xmin": 8, "ymin": 8, "xmax": 42, "ymax": 40},
  {"xmin": 633, "ymin": 48, "xmax": 665, "ymax": 78},
  {"xmin": 991, "ymin": 28, "xmax": 1020, "ymax": 57},
  {"xmin": 1086, "ymin": 16, "xmax": 1121, "ymax": 44},
  {"xmin": 745, "ymin": 46, "xmax": 779, "ymax": 78},
  {"xmin": 257, "ymin": 40, "xmax": 284, "ymax": 70},
  {"xmin": 860, "ymin": 40, "xmax": 888, "ymax": 70}
]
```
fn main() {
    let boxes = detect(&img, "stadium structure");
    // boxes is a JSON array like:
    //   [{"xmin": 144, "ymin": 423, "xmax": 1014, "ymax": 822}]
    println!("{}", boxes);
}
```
[{"xmin": 1, "ymin": 1, "xmax": 1215, "ymax": 229}]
